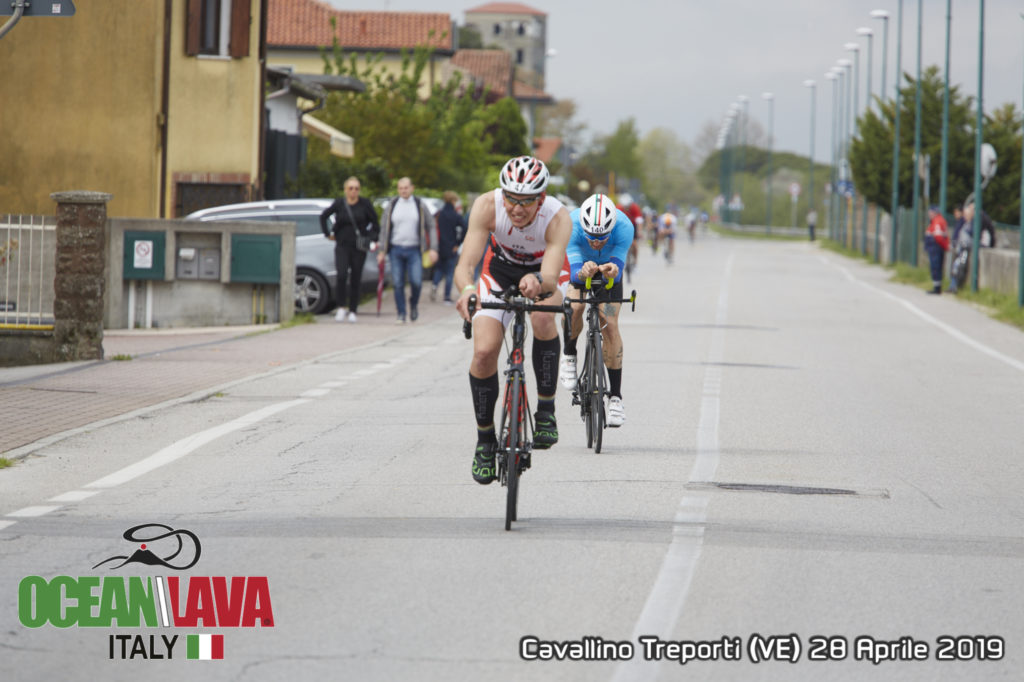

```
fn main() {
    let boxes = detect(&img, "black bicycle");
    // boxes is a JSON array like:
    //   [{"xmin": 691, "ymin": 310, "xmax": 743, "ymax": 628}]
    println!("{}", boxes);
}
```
[
  {"xmin": 564, "ymin": 275, "xmax": 636, "ymax": 454},
  {"xmin": 464, "ymin": 286, "xmax": 567, "ymax": 530}
]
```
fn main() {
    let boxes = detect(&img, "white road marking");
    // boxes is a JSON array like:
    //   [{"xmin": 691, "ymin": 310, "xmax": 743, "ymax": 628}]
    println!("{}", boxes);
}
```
[
  {"xmin": 83, "ymin": 399, "xmax": 309, "ymax": 489},
  {"xmin": 0, "ymin": 520, "xmax": 19, "ymax": 530},
  {"xmin": 7, "ymin": 505, "xmax": 62, "ymax": 518},
  {"xmin": 301, "ymin": 388, "xmax": 331, "ymax": 398},
  {"xmin": 823, "ymin": 257, "xmax": 1024, "ymax": 374},
  {"xmin": 48, "ymin": 490, "xmax": 100, "ymax": 503},
  {"xmin": 613, "ymin": 253, "xmax": 733, "ymax": 682}
]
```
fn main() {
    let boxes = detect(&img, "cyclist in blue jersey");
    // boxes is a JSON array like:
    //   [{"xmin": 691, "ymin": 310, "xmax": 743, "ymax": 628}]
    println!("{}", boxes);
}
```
[{"xmin": 558, "ymin": 193, "xmax": 633, "ymax": 427}]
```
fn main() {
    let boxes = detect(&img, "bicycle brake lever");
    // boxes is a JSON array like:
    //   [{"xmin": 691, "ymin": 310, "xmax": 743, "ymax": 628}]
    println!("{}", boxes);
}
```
[{"xmin": 464, "ymin": 295, "xmax": 477, "ymax": 339}]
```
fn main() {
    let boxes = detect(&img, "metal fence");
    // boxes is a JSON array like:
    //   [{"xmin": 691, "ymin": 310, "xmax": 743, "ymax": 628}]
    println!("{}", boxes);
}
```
[{"xmin": 1, "ymin": 214, "xmax": 56, "ymax": 328}]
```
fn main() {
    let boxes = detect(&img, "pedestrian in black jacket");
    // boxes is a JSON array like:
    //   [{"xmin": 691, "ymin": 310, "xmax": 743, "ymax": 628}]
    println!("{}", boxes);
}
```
[
  {"xmin": 319, "ymin": 176, "xmax": 379, "ymax": 322},
  {"xmin": 431, "ymin": 191, "xmax": 467, "ymax": 303}
]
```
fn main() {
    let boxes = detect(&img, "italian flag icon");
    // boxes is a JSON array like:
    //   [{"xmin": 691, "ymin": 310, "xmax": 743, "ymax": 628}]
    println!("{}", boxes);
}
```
[{"xmin": 186, "ymin": 634, "xmax": 224, "ymax": 660}]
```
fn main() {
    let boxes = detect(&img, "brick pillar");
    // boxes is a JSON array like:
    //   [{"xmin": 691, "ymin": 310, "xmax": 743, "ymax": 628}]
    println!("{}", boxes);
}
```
[{"xmin": 50, "ymin": 191, "xmax": 112, "ymax": 361}]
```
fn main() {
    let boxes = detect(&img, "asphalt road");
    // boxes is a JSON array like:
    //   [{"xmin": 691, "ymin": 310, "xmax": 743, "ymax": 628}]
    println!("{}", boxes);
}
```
[{"xmin": 2, "ymin": 231, "xmax": 1022, "ymax": 681}]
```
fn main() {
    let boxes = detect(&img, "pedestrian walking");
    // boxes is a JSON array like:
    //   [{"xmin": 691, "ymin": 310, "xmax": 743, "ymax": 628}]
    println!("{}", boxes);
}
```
[
  {"xmin": 377, "ymin": 177, "xmax": 439, "ymax": 323},
  {"xmin": 319, "ymin": 176, "xmax": 379, "ymax": 323},
  {"xmin": 806, "ymin": 210, "xmax": 817, "ymax": 242},
  {"xmin": 431, "ymin": 191, "xmax": 467, "ymax": 304}
]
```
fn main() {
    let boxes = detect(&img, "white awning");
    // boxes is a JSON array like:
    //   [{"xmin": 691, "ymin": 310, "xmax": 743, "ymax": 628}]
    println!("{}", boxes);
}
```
[{"xmin": 302, "ymin": 115, "xmax": 354, "ymax": 158}]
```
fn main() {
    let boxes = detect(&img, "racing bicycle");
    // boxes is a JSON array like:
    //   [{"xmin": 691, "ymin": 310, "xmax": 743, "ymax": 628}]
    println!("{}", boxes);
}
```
[
  {"xmin": 564, "ymin": 275, "xmax": 636, "ymax": 453},
  {"xmin": 464, "ymin": 286, "xmax": 567, "ymax": 530}
]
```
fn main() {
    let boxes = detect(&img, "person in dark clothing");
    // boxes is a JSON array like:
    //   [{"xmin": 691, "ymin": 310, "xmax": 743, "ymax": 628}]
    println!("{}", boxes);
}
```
[
  {"xmin": 431, "ymin": 191, "xmax": 467, "ymax": 303},
  {"xmin": 319, "ymin": 176, "xmax": 379, "ymax": 322}
]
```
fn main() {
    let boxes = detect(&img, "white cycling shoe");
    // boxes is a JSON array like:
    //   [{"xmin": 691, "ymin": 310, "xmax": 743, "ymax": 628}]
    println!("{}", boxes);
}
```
[
  {"xmin": 559, "ymin": 355, "xmax": 577, "ymax": 390},
  {"xmin": 607, "ymin": 396, "xmax": 625, "ymax": 427}
]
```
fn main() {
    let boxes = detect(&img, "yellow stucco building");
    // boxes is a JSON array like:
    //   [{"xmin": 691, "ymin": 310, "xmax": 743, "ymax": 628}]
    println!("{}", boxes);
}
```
[{"xmin": 0, "ymin": 0, "xmax": 266, "ymax": 218}]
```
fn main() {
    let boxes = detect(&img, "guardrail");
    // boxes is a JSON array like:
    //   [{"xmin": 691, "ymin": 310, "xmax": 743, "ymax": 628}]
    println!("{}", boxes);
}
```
[{"xmin": 1, "ymin": 214, "xmax": 56, "ymax": 329}]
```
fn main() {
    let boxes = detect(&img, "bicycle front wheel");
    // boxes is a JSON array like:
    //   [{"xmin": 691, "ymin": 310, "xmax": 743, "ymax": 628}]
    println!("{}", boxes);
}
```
[
  {"xmin": 580, "ymin": 347, "xmax": 593, "ymax": 448},
  {"xmin": 590, "ymin": 330, "xmax": 605, "ymax": 453},
  {"xmin": 505, "ymin": 373, "xmax": 523, "ymax": 531}
]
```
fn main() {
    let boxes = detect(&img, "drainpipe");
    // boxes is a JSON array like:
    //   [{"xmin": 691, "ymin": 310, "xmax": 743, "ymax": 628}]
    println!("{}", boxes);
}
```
[{"xmin": 159, "ymin": 0, "xmax": 172, "ymax": 217}]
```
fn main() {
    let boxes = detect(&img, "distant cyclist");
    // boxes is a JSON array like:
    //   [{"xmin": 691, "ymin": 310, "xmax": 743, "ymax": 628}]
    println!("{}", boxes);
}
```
[
  {"xmin": 558, "ymin": 193, "xmax": 633, "ymax": 427},
  {"xmin": 454, "ymin": 156, "xmax": 572, "ymax": 484},
  {"xmin": 659, "ymin": 211, "xmax": 677, "ymax": 263}
]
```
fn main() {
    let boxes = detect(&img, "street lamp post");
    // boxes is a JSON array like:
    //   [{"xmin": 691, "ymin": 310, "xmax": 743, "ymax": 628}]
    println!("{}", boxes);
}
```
[
  {"xmin": 970, "ymin": 0, "xmax": 985, "ymax": 292},
  {"xmin": 911, "ymin": 0, "xmax": 924, "ymax": 267},
  {"xmin": 737, "ymin": 94, "xmax": 749, "ymax": 224},
  {"xmin": 871, "ymin": 9, "xmax": 889, "ymax": 261},
  {"xmin": 939, "ymin": 0, "xmax": 952, "ymax": 218},
  {"xmin": 804, "ymin": 79, "xmax": 816, "ymax": 238},
  {"xmin": 826, "ymin": 71, "xmax": 839, "ymax": 241},
  {"xmin": 890, "ymin": 0, "xmax": 904, "ymax": 265},
  {"xmin": 857, "ymin": 27, "xmax": 874, "ymax": 255},
  {"xmin": 838, "ymin": 58, "xmax": 853, "ymax": 247},
  {"xmin": 763, "ymin": 92, "xmax": 775, "ymax": 233},
  {"xmin": 845, "ymin": 43, "xmax": 861, "ymax": 252},
  {"xmin": 1020, "ymin": 13, "xmax": 1024, "ymax": 307}
]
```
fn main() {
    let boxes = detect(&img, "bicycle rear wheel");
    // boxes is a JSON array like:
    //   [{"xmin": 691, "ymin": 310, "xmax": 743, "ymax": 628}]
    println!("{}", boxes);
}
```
[{"xmin": 504, "ymin": 373, "xmax": 523, "ymax": 530}]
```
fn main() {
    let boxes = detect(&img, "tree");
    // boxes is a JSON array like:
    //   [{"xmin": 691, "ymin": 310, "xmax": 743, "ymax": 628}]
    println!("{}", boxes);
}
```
[
  {"xmin": 458, "ymin": 24, "xmax": 483, "ymax": 49},
  {"xmin": 480, "ymin": 97, "xmax": 529, "ymax": 157},
  {"xmin": 296, "ymin": 23, "xmax": 530, "ymax": 196},
  {"xmin": 981, "ymin": 103, "xmax": 1022, "ymax": 225},
  {"xmin": 636, "ymin": 128, "xmax": 703, "ymax": 208},
  {"xmin": 850, "ymin": 65, "xmax": 975, "ymax": 212}
]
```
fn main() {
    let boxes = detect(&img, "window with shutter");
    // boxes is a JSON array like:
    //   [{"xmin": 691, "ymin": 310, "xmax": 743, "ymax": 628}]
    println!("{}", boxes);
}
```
[{"xmin": 184, "ymin": 0, "xmax": 250, "ymax": 58}]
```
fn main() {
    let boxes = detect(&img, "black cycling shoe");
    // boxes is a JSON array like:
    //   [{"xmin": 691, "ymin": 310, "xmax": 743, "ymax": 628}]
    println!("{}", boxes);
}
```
[
  {"xmin": 472, "ymin": 442, "xmax": 498, "ymax": 484},
  {"xmin": 533, "ymin": 411, "xmax": 558, "ymax": 450}
]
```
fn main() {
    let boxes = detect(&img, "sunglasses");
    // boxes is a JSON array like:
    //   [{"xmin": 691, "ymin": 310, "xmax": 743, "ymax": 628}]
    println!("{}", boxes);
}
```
[
  {"xmin": 585, "ymin": 234, "xmax": 609, "ymax": 245},
  {"xmin": 502, "ymin": 192, "xmax": 541, "ymax": 207}
]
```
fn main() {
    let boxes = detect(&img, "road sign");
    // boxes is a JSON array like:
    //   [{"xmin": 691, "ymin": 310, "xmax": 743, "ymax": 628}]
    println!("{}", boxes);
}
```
[
  {"xmin": 789, "ymin": 182, "xmax": 801, "ymax": 199},
  {"xmin": 0, "ymin": 1, "xmax": 75, "ymax": 16}
]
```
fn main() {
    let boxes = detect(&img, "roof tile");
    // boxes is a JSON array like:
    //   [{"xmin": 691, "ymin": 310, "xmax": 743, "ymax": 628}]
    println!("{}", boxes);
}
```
[
  {"xmin": 465, "ymin": 2, "xmax": 547, "ymax": 16},
  {"xmin": 450, "ymin": 49, "xmax": 512, "ymax": 97},
  {"xmin": 269, "ymin": 0, "xmax": 452, "ymax": 50}
]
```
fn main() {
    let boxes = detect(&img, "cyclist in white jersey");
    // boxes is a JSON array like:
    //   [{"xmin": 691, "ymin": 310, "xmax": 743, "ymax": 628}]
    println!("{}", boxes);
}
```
[{"xmin": 454, "ymin": 156, "xmax": 572, "ymax": 485}]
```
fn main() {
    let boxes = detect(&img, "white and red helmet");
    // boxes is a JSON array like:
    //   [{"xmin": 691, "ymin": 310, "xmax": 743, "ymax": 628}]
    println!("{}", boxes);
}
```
[
  {"xmin": 579, "ymin": 193, "xmax": 617, "ymax": 237},
  {"xmin": 499, "ymin": 156, "xmax": 550, "ymax": 195}
]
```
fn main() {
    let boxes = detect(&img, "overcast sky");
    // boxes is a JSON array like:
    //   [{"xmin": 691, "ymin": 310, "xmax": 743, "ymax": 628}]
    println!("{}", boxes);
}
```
[{"xmin": 326, "ymin": 0, "xmax": 1024, "ymax": 165}]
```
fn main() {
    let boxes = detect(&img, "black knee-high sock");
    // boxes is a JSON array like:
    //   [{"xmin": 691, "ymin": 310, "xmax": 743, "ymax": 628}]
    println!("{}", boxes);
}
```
[
  {"xmin": 470, "ymin": 372, "xmax": 499, "ymax": 443},
  {"xmin": 533, "ymin": 336, "xmax": 560, "ymax": 413},
  {"xmin": 608, "ymin": 368, "xmax": 622, "ymax": 398},
  {"xmin": 562, "ymin": 315, "xmax": 578, "ymax": 356}
]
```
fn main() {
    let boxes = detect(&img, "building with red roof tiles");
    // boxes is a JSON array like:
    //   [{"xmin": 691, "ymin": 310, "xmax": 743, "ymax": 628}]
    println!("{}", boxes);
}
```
[
  {"xmin": 464, "ymin": 2, "xmax": 547, "ymax": 90},
  {"xmin": 268, "ymin": 0, "xmax": 454, "ymax": 96},
  {"xmin": 448, "ymin": 49, "xmax": 514, "ymax": 101}
]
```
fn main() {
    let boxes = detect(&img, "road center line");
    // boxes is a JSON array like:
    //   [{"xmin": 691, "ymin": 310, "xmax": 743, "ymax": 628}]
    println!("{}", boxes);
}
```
[{"xmin": 612, "ymin": 253, "xmax": 733, "ymax": 682}]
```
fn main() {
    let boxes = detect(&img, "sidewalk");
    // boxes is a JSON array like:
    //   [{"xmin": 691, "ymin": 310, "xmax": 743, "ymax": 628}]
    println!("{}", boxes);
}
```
[{"xmin": 0, "ymin": 298, "xmax": 461, "ymax": 458}]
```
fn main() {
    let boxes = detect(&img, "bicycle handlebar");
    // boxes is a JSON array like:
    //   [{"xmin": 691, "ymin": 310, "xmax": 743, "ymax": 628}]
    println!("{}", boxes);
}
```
[{"xmin": 462, "ymin": 287, "xmax": 567, "ymax": 339}]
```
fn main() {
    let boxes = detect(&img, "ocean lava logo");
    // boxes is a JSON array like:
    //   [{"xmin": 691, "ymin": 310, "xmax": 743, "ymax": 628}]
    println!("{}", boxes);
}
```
[
  {"xmin": 92, "ymin": 523, "xmax": 201, "ymax": 570},
  {"xmin": 17, "ymin": 523, "xmax": 274, "ymax": 661}
]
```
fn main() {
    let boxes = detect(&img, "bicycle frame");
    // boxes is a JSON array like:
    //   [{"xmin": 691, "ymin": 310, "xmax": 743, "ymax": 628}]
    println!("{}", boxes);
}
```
[
  {"xmin": 464, "ymin": 287, "xmax": 566, "ymax": 530},
  {"xmin": 564, "ymin": 276, "xmax": 636, "ymax": 453}
]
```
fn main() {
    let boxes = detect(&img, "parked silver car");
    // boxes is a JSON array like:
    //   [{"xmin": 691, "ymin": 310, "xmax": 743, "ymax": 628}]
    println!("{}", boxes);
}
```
[{"xmin": 186, "ymin": 199, "xmax": 383, "ymax": 315}]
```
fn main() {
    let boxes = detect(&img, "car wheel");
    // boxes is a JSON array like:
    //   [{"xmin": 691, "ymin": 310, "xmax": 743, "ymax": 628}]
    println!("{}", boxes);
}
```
[{"xmin": 295, "ymin": 268, "xmax": 331, "ymax": 315}]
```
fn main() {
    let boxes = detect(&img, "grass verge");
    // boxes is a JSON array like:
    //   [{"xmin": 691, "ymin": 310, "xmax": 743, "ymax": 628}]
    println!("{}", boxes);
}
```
[{"xmin": 0, "ymin": 457, "xmax": 14, "ymax": 469}]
